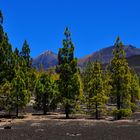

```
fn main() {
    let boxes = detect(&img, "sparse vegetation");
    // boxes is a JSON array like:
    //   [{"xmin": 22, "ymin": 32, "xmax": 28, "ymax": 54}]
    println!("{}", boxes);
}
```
[{"xmin": 0, "ymin": 10, "xmax": 140, "ymax": 122}]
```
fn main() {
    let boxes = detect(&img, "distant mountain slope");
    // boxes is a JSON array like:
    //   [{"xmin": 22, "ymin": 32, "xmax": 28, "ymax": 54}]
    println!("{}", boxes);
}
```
[
  {"xmin": 127, "ymin": 55, "xmax": 140, "ymax": 75},
  {"xmin": 32, "ymin": 51, "xmax": 58, "ymax": 69},
  {"xmin": 32, "ymin": 45, "xmax": 140, "ymax": 71},
  {"xmin": 127, "ymin": 55, "xmax": 140, "ymax": 67},
  {"xmin": 78, "ymin": 45, "xmax": 140, "ymax": 67},
  {"xmin": 102, "ymin": 55, "xmax": 140, "ymax": 75}
]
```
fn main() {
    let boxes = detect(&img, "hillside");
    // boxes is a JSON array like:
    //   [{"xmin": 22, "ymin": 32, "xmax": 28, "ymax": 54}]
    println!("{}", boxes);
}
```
[
  {"xmin": 78, "ymin": 45, "xmax": 140, "ymax": 67},
  {"xmin": 32, "ymin": 51, "xmax": 58, "ymax": 69},
  {"xmin": 127, "ymin": 55, "xmax": 140, "ymax": 75},
  {"xmin": 32, "ymin": 45, "xmax": 140, "ymax": 71}
]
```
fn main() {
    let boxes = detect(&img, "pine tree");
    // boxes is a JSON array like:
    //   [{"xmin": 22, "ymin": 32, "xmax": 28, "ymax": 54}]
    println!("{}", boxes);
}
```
[
  {"xmin": 11, "ymin": 49, "xmax": 30, "ymax": 117},
  {"xmin": 57, "ymin": 27, "xmax": 82, "ymax": 118},
  {"xmin": 102, "ymin": 68, "xmax": 112, "ymax": 100},
  {"xmin": 110, "ymin": 37, "xmax": 132, "ymax": 119},
  {"xmin": 0, "ymin": 10, "xmax": 3, "ymax": 25},
  {"xmin": 20, "ymin": 41, "xmax": 35, "ymax": 97},
  {"xmin": 82, "ymin": 61, "xmax": 94, "ymax": 112},
  {"xmin": 0, "ymin": 81, "xmax": 13, "ymax": 115},
  {"xmin": 0, "ymin": 10, "xmax": 13, "ymax": 83},
  {"xmin": 14, "ymin": 48, "xmax": 20, "ymax": 56},
  {"xmin": 27, "ymin": 68, "xmax": 38, "ymax": 95},
  {"xmin": 0, "ymin": 10, "xmax": 3, "ymax": 42},
  {"xmin": 0, "ymin": 10, "xmax": 31, "ymax": 117},
  {"xmin": 21, "ymin": 40, "xmax": 31, "ymax": 68},
  {"xmin": 11, "ymin": 69, "xmax": 30, "ymax": 117},
  {"xmin": 34, "ymin": 72, "xmax": 59, "ymax": 115},
  {"xmin": 129, "ymin": 69, "xmax": 140, "ymax": 112},
  {"xmin": 83, "ymin": 61, "xmax": 108, "ymax": 119}
]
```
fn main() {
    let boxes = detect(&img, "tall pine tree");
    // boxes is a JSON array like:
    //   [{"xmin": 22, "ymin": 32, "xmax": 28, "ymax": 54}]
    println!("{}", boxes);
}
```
[
  {"xmin": 82, "ymin": 61, "xmax": 94, "ymax": 112},
  {"xmin": 110, "ymin": 37, "xmax": 132, "ymax": 119},
  {"xmin": 0, "ymin": 11, "xmax": 13, "ymax": 83},
  {"xmin": 21, "ymin": 40, "xmax": 31, "ymax": 68},
  {"xmin": 83, "ymin": 61, "xmax": 108, "ymax": 119},
  {"xmin": 57, "ymin": 27, "xmax": 81, "ymax": 118},
  {"xmin": 34, "ymin": 72, "xmax": 59, "ymax": 114},
  {"xmin": 11, "ymin": 68, "xmax": 30, "ymax": 117},
  {"xmin": 129, "ymin": 69, "xmax": 140, "ymax": 112}
]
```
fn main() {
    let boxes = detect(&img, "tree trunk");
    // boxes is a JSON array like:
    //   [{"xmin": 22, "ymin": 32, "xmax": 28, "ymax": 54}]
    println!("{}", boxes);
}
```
[
  {"xmin": 116, "ymin": 80, "xmax": 121, "ymax": 120},
  {"xmin": 131, "ymin": 95, "xmax": 135, "ymax": 113},
  {"xmin": 95, "ymin": 102, "xmax": 99, "ymax": 119},
  {"xmin": 16, "ymin": 95, "xmax": 19, "ymax": 117},
  {"xmin": 43, "ymin": 93, "xmax": 47, "ymax": 115},
  {"xmin": 116, "ymin": 92, "xmax": 122, "ymax": 119},
  {"xmin": 117, "ymin": 92, "xmax": 121, "ymax": 110},
  {"xmin": 65, "ymin": 103, "xmax": 70, "ymax": 119},
  {"xmin": 8, "ymin": 110, "xmax": 11, "ymax": 116}
]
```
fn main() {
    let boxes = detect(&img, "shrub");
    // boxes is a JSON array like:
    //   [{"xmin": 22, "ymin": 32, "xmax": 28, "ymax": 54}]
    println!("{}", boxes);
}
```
[{"xmin": 113, "ymin": 108, "xmax": 132, "ymax": 119}]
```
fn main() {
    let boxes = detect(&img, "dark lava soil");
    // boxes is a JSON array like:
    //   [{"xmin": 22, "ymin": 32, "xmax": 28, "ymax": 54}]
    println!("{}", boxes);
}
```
[{"xmin": 0, "ymin": 117, "xmax": 140, "ymax": 140}]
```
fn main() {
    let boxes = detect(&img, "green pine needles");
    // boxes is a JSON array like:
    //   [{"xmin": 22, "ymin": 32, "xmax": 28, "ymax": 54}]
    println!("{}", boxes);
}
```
[
  {"xmin": 83, "ymin": 61, "xmax": 108, "ymax": 119},
  {"xmin": 0, "ymin": 10, "xmax": 140, "ymax": 120},
  {"xmin": 57, "ymin": 27, "xmax": 82, "ymax": 118},
  {"xmin": 110, "ymin": 37, "xmax": 140, "ymax": 119}
]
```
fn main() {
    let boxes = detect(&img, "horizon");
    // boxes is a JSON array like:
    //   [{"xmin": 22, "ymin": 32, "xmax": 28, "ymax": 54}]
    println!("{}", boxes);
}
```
[
  {"xmin": 1, "ymin": 0, "xmax": 140, "ymax": 58},
  {"xmin": 34, "ymin": 43, "xmax": 137, "ymax": 59}
]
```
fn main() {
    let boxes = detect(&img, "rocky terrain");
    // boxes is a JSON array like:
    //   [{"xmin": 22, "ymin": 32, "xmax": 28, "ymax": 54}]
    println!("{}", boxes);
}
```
[{"xmin": 0, "ymin": 113, "xmax": 140, "ymax": 140}]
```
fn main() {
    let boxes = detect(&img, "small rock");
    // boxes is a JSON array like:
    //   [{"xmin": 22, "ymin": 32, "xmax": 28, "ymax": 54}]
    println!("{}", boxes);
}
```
[
  {"xmin": 35, "ymin": 129, "xmax": 44, "ymax": 132},
  {"xmin": 4, "ymin": 126, "xmax": 11, "ymax": 129},
  {"xmin": 21, "ymin": 134, "xmax": 24, "ymax": 137},
  {"xmin": 66, "ymin": 133, "xmax": 81, "ymax": 137},
  {"xmin": 76, "ymin": 133, "xmax": 81, "ymax": 136},
  {"xmin": 31, "ymin": 123, "xmax": 41, "ymax": 127}
]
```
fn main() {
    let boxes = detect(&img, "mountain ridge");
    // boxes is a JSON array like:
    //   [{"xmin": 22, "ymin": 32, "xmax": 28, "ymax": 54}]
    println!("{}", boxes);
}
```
[
  {"xmin": 32, "ymin": 50, "xmax": 58, "ymax": 69},
  {"xmin": 32, "ymin": 45, "xmax": 140, "ymax": 70},
  {"xmin": 78, "ymin": 45, "xmax": 140, "ymax": 67}
]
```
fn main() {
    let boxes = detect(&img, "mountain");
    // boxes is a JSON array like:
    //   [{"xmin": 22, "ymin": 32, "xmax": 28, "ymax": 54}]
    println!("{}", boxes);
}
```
[
  {"xmin": 32, "ymin": 45, "xmax": 140, "ymax": 71},
  {"xmin": 78, "ymin": 45, "xmax": 140, "ymax": 67},
  {"xmin": 127, "ymin": 55, "xmax": 140, "ymax": 75},
  {"xmin": 32, "ymin": 50, "xmax": 58, "ymax": 69}
]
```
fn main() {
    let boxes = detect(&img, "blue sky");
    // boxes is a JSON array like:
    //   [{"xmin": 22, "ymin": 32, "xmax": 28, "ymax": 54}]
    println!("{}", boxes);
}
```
[{"xmin": 1, "ymin": 0, "xmax": 140, "ymax": 58}]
